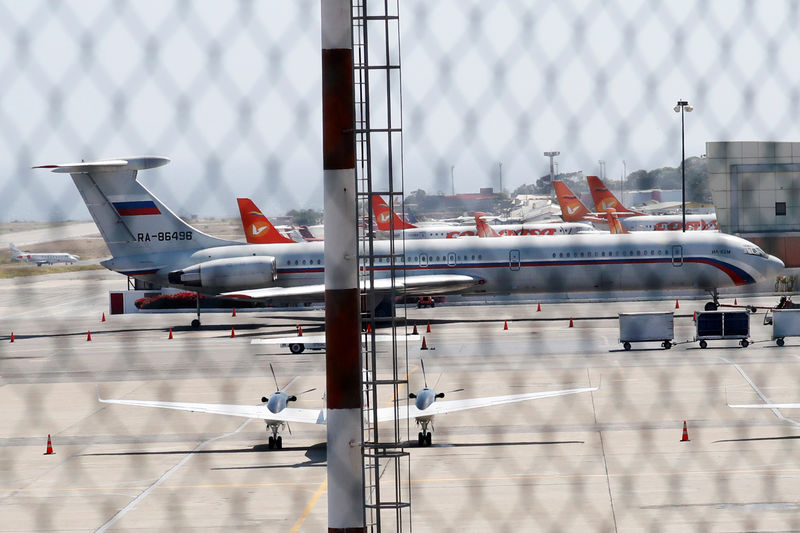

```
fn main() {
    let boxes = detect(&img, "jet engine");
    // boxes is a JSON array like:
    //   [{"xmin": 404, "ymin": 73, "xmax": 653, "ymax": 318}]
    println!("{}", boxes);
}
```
[{"xmin": 168, "ymin": 256, "xmax": 277, "ymax": 291}]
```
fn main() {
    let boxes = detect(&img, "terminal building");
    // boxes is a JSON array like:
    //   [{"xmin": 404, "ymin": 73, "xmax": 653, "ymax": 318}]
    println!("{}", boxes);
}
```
[{"xmin": 706, "ymin": 141, "xmax": 800, "ymax": 267}]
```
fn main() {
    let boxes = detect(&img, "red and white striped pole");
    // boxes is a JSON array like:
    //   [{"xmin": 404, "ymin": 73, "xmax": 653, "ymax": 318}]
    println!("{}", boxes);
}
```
[{"xmin": 321, "ymin": 1, "xmax": 364, "ymax": 531}]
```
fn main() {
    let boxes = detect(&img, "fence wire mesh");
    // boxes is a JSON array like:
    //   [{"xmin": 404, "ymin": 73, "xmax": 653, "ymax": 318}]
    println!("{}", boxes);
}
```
[{"xmin": 1, "ymin": 1, "xmax": 800, "ymax": 532}]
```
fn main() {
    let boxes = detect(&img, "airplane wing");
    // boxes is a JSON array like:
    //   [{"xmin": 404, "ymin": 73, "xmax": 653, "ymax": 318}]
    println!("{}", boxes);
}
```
[
  {"xmin": 221, "ymin": 274, "xmax": 481, "ymax": 301},
  {"xmin": 728, "ymin": 402, "xmax": 800, "ymax": 409},
  {"xmin": 98, "ymin": 396, "xmax": 325, "ymax": 425},
  {"xmin": 373, "ymin": 386, "xmax": 598, "ymax": 422}
]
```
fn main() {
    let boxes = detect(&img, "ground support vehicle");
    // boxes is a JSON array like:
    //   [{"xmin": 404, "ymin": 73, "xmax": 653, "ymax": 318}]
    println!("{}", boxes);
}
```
[{"xmin": 618, "ymin": 312, "xmax": 674, "ymax": 350}]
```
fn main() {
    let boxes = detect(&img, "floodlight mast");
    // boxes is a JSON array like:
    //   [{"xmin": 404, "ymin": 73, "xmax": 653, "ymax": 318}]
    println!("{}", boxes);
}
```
[
  {"xmin": 674, "ymin": 100, "xmax": 693, "ymax": 232},
  {"xmin": 544, "ymin": 151, "xmax": 560, "ymax": 200}
]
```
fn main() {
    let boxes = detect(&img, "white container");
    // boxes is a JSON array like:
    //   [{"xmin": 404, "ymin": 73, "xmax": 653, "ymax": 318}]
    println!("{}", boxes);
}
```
[
  {"xmin": 772, "ymin": 309, "xmax": 800, "ymax": 346},
  {"xmin": 618, "ymin": 312, "xmax": 674, "ymax": 350}
]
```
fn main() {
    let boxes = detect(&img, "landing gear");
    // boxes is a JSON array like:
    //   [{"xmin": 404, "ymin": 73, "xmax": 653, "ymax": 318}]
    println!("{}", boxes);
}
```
[
  {"xmin": 416, "ymin": 419, "xmax": 432, "ymax": 447},
  {"xmin": 266, "ymin": 422, "xmax": 284, "ymax": 450},
  {"xmin": 191, "ymin": 319, "xmax": 200, "ymax": 329},
  {"xmin": 191, "ymin": 291, "xmax": 201, "ymax": 328},
  {"xmin": 705, "ymin": 288, "xmax": 719, "ymax": 311}
]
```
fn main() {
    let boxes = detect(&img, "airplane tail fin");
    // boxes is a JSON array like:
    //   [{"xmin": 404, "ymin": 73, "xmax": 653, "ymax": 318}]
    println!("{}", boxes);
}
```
[
  {"xmin": 553, "ymin": 181, "xmax": 593, "ymax": 222},
  {"xmin": 371, "ymin": 195, "xmax": 416, "ymax": 231},
  {"xmin": 236, "ymin": 198, "xmax": 295, "ymax": 244},
  {"xmin": 605, "ymin": 209, "xmax": 629, "ymax": 234},
  {"xmin": 587, "ymin": 175, "xmax": 640, "ymax": 215},
  {"xmin": 9, "ymin": 243, "xmax": 22, "ymax": 255},
  {"xmin": 34, "ymin": 157, "xmax": 236, "ymax": 258},
  {"xmin": 474, "ymin": 212, "xmax": 499, "ymax": 237}
]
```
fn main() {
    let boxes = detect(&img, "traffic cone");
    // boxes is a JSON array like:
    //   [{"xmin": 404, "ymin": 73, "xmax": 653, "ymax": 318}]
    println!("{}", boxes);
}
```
[
  {"xmin": 426, "ymin": 322, "xmax": 431, "ymax": 333},
  {"xmin": 734, "ymin": 298, "xmax": 738, "ymax": 306},
  {"xmin": 693, "ymin": 311, "xmax": 697, "ymax": 322},
  {"xmin": 537, "ymin": 301, "xmax": 541, "ymax": 312},
  {"xmin": 230, "ymin": 327, "xmax": 236, "ymax": 338},
  {"xmin": 232, "ymin": 308, "xmax": 237, "ymax": 317},
  {"xmin": 421, "ymin": 336, "xmax": 428, "ymax": 350},
  {"xmin": 366, "ymin": 323, "xmax": 372, "ymax": 333},
  {"xmin": 44, "ymin": 434, "xmax": 54, "ymax": 455},
  {"xmin": 569, "ymin": 317, "xmax": 574, "ymax": 328},
  {"xmin": 10, "ymin": 332, "xmax": 14, "ymax": 343},
  {"xmin": 297, "ymin": 325, "xmax": 303, "ymax": 337},
  {"xmin": 503, "ymin": 320, "xmax": 508, "ymax": 330},
  {"xmin": 680, "ymin": 421, "xmax": 690, "ymax": 442},
  {"xmin": 87, "ymin": 330, "xmax": 92, "ymax": 341},
  {"xmin": 168, "ymin": 328, "xmax": 173, "ymax": 340},
  {"xmin": 412, "ymin": 324, "xmax": 418, "ymax": 335},
  {"xmin": 675, "ymin": 299, "xmax": 680, "ymax": 309},
  {"xmin": 101, "ymin": 312, "xmax": 106, "ymax": 322}
]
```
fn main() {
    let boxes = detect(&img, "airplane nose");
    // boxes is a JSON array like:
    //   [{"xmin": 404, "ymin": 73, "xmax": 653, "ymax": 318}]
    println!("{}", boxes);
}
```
[{"xmin": 771, "ymin": 254, "xmax": 785, "ymax": 272}]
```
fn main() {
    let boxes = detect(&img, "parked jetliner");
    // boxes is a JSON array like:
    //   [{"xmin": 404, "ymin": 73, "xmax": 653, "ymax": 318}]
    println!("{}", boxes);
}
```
[
  {"xmin": 373, "ymin": 195, "xmax": 592, "ymax": 238},
  {"xmin": 236, "ymin": 198, "xmax": 297, "ymax": 244},
  {"xmin": 98, "ymin": 363, "xmax": 598, "ymax": 448},
  {"xmin": 475, "ymin": 212, "xmax": 594, "ymax": 238},
  {"xmin": 36, "ymin": 157, "xmax": 783, "ymax": 323},
  {"xmin": 587, "ymin": 176, "xmax": 718, "ymax": 232},
  {"xmin": 9, "ymin": 243, "xmax": 79, "ymax": 266}
]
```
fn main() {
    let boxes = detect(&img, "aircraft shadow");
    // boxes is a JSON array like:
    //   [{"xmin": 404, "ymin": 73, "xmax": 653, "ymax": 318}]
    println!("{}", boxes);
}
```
[{"xmin": 713, "ymin": 435, "xmax": 800, "ymax": 443}]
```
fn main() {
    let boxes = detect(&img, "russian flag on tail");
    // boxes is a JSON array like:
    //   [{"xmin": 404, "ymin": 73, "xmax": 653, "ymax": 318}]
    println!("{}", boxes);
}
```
[{"xmin": 112, "ymin": 201, "xmax": 161, "ymax": 216}]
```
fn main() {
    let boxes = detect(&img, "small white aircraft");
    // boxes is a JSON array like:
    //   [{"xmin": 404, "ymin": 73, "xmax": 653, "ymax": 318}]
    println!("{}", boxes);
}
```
[
  {"xmin": 98, "ymin": 362, "xmax": 598, "ymax": 449},
  {"xmin": 9, "ymin": 243, "xmax": 79, "ymax": 266}
]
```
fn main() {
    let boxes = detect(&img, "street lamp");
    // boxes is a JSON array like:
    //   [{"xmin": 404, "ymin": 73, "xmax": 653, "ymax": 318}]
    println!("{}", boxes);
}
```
[{"xmin": 674, "ymin": 100, "xmax": 693, "ymax": 232}]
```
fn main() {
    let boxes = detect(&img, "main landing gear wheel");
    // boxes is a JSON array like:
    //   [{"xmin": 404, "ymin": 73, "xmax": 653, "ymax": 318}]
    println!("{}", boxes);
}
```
[
  {"xmin": 623, "ymin": 342, "xmax": 631, "ymax": 351},
  {"xmin": 191, "ymin": 319, "xmax": 200, "ymax": 328},
  {"xmin": 740, "ymin": 339, "xmax": 749, "ymax": 348},
  {"xmin": 289, "ymin": 343, "xmax": 305, "ymax": 354},
  {"xmin": 699, "ymin": 340, "xmax": 708, "ymax": 349},
  {"xmin": 704, "ymin": 302, "xmax": 718, "ymax": 311}
]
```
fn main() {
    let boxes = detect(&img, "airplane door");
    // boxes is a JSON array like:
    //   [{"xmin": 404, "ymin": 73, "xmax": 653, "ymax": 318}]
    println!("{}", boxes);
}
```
[
  {"xmin": 509, "ymin": 249, "xmax": 520, "ymax": 271},
  {"xmin": 671, "ymin": 245, "xmax": 683, "ymax": 266},
  {"xmin": 420, "ymin": 254, "xmax": 428, "ymax": 268},
  {"xmin": 447, "ymin": 252, "xmax": 456, "ymax": 267}
]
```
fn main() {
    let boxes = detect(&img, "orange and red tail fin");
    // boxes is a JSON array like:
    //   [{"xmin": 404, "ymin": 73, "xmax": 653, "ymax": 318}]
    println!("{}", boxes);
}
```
[
  {"xmin": 605, "ymin": 208, "xmax": 629, "ymax": 234},
  {"xmin": 587, "ymin": 175, "xmax": 641, "ymax": 215},
  {"xmin": 372, "ymin": 195, "xmax": 416, "ymax": 231},
  {"xmin": 236, "ymin": 198, "xmax": 296, "ymax": 244},
  {"xmin": 553, "ymin": 181, "xmax": 593, "ymax": 222},
  {"xmin": 474, "ymin": 212, "xmax": 499, "ymax": 237}
]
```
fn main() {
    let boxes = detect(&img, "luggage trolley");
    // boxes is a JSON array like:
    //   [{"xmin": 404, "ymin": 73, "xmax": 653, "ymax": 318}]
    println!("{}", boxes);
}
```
[
  {"xmin": 695, "ymin": 311, "xmax": 750, "ymax": 348},
  {"xmin": 618, "ymin": 312, "xmax": 674, "ymax": 350},
  {"xmin": 771, "ymin": 309, "xmax": 800, "ymax": 346}
]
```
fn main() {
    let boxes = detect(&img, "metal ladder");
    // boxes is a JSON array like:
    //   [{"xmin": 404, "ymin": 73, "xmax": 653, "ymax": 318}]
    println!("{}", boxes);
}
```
[{"xmin": 352, "ymin": 0, "xmax": 412, "ymax": 530}]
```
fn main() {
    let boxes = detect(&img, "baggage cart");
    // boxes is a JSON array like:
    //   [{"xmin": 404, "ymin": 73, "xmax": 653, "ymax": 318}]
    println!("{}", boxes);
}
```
[
  {"xmin": 695, "ymin": 311, "xmax": 750, "ymax": 348},
  {"xmin": 771, "ymin": 309, "xmax": 800, "ymax": 346},
  {"xmin": 618, "ymin": 312, "xmax": 674, "ymax": 350}
]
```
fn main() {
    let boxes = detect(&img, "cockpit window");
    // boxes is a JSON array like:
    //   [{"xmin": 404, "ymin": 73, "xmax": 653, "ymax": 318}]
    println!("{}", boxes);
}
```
[{"xmin": 743, "ymin": 246, "xmax": 767, "ymax": 258}]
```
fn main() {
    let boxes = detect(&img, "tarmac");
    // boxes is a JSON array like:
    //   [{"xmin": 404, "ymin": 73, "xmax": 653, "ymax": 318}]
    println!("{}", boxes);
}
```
[{"xmin": 2, "ymin": 269, "xmax": 800, "ymax": 531}]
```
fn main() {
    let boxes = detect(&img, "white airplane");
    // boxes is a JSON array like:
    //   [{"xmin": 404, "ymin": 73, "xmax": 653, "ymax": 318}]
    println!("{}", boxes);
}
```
[
  {"xmin": 98, "ymin": 362, "xmax": 598, "ymax": 448},
  {"xmin": 250, "ymin": 332, "xmax": 420, "ymax": 354},
  {"xmin": 35, "ymin": 157, "xmax": 783, "ymax": 324},
  {"xmin": 9, "ymin": 243, "xmax": 79, "ymax": 266}
]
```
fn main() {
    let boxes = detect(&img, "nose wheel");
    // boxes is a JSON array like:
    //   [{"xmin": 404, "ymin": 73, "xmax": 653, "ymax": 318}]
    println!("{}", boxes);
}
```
[{"xmin": 417, "ymin": 432, "xmax": 432, "ymax": 447}]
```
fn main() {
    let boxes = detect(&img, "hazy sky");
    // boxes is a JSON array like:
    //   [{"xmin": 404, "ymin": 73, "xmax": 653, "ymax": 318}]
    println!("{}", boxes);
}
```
[{"xmin": 1, "ymin": 0, "xmax": 798, "ymax": 221}]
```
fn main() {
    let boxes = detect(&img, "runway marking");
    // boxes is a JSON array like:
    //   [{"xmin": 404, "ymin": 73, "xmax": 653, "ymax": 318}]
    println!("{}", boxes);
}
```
[
  {"xmin": 588, "ymin": 369, "xmax": 618, "ymax": 533},
  {"xmin": 721, "ymin": 357, "xmax": 800, "ymax": 428},
  {"xmin": 288, "ymin": 476, "xmax": 327, "ymax": 533},
  {"xmin": 95, "ymin": 419, "xmax": 252, "ymax": 532}
]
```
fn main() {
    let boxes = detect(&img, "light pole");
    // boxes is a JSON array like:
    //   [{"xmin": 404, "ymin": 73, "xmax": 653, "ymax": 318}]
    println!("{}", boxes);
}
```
[
  {"xmin": 450, "ymin": 165, "xmax": 455, "ymax": 196},
  {"xmin": 674, "ymin": 100, "xmax": 693, "ymax": 232},
  {"xmin": 621, "ymin": 159, "xmax": 626, "ymax": 205},
  {"xmin": 598, "ymin": 160, "xmax": 605, "ymax": 180},
  {"xmin": 544, "ymin": 151, "xmax": 559, "ymax": 200}
]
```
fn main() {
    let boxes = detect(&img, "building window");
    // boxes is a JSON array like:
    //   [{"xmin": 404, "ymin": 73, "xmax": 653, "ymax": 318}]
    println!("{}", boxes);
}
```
[{"xmin": 776, "ymin": 202, "xmax": 787, "ymax": 216}]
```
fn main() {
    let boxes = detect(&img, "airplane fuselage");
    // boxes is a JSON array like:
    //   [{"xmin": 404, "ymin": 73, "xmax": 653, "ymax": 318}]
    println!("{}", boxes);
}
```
[{"xmin": 104, "ymin": 231, "xmax": 783, "ymax": 297}]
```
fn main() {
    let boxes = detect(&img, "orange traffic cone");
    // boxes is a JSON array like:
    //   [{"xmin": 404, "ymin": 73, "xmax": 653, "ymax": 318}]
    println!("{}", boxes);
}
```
[
  {"xmin": 569, "ymin": 317, "xmax": 574, "ymax": 328},
  {"xmin": 734, "ymin": 298, "xmax": 738, "ymax": 306},
  {"xmin": 87, "ymin": 330, "xmax": 92, "ymax": 341},
  {"xmin": 675, "ymin": 299, "xmax": 680, "ymax": 309},
  {"xmin": 680, "ymin": 421, "xmax": 690, "ymax": 442},
  {"xmin": 426, "ymin": 322, "xmax": 431, "ymax": 333},
  {"xmin": 101, "ymin": 312, "xmax": 106, "ymax": 322},
  {"xmin": 421, "ymin": 336, "xmax": 428, "ymax": 350},
  {"xmin": 412, "ymin": 324, "xmax": 418, "ymax": 335},
  {"xmin": 503, "ymin": 320, "xmax": 508, "ymax": 330},
  {"xmin": 297, "ymin": 325, "xmax": 303, "ymax": 337},
  {"xmin": 537, "ymin": 301, "xmax": 541, "ymax": 312},
  {"xmin": 44, "ymin": 434, "xmax": 54, "ymax": 455},
  {"xmin": 10, "ymin": 332, "xmax": 14, "ymax": 343},
  {"xmin": 230, "ymin": 327, "xmax": 236, "ymax": 338},
  {"xmin": 232, "ymin": 308, "xmax": 237, "ymax": 317},
  {"xmin": 366, "ymin": 323, "xmax": 372, "ymax": 333},
  {"xmin": 693, "ymin": 311, "xmax": 697, "ymax": 322},
  {"xmin": 168, "ymin": 328, "xmax": 173, "ymax": 340}
]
